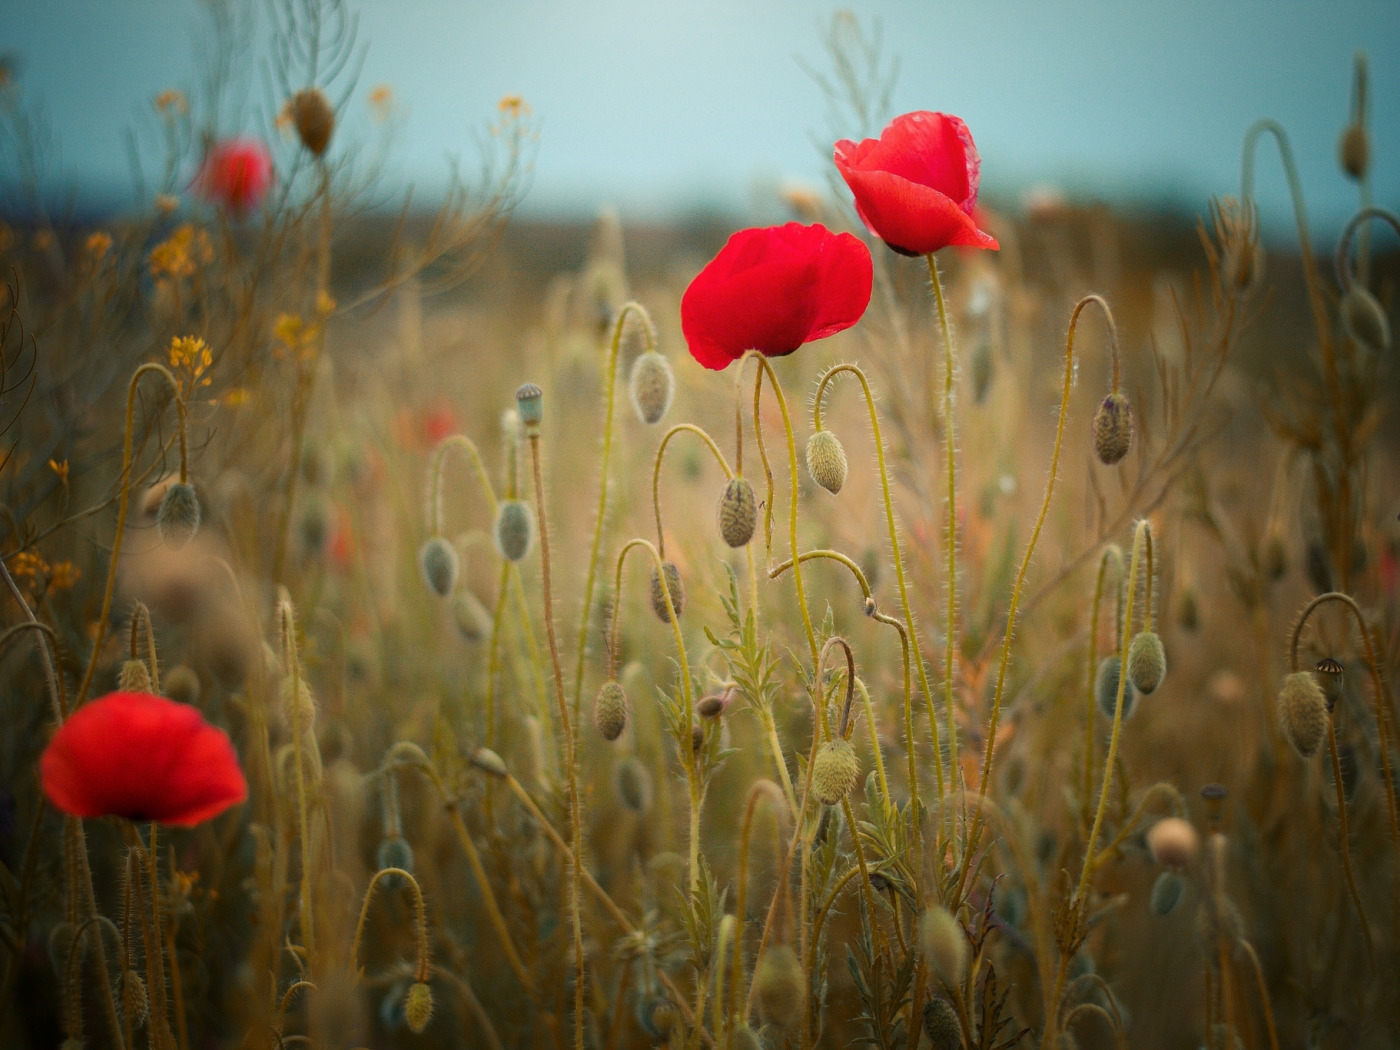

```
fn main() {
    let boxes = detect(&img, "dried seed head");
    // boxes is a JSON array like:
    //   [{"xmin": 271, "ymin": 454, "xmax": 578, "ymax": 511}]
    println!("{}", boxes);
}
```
[
  {"xmin": 919, "ymin": 906, "xmax": 969, "ymax": 985},
  {"xmin": 119, "ymin": 658, "xmax": 153, "ymax": 693},
  {"xmin": 812, "ymin": 737, "xmax": 859, "ymax": 806},
  {"xmin": 696, "ymin": 694, "xmax": 725, "ymax": 719},
  {"xmin": 615, "ymin": 756, "xmax": 652, "ymax": 813},
  {"xmin": 403, "ymin": 981, "xmax": 433, "ymax": 1034},
  {"xmin": 754, "ymin": 946, "xmax": 804, "ymax": 1028},
  {"xmin": 157, "ymin": 482, "xmax": 201, "ymax": 548},
  {"xmin": 1260, "ymin": 531, "xmax": 1288, "ymax": 581},
  {"xmin": 594, "ymin": 680, "xmax": 629, "ymax": 741},
  {"xmin": 376, "ymin": 835, "xmax": 415, "ymax": 878},
  {"xmin": 1314, "ymin": 657, "xmax": 1345, "ymax": 711},
  {"xmin": 280, "ymin": 675, "xmax": 318, "ymax": 733},
  {"xmin": 1278, "ymin": 671, "xmax": 1329, "ymax": 758},
  {"xmin": 417, "ymin": 536, "xmax": 459, "ymax": 597},
  {"xmin": 1339, "ymin": 122, "xmax": 1370, "ymax": 180},
  {"xmin": 1147, "ymin": 816, "xmax": 1200, "ymax": 871},
  {"xmin": 628, "ymin": 350, "xmax": 674, "ymax": 425},
  {"xmin": 494, "ymin": 500, "xmax": 535, "ymax": 562},
  {"xmin": 1341, "ymin": 287, "xmax": 1391, "ymax": 352},
  {"xmin": 1091, "ymin": 393, "xmax": 1134, "ymax": 466},
  {"xmin": 451, "ymin": 590, "xmax": 492, "ymax": 641},
  {"xmin": 1095, "ymin": 655, "xmax": 1137, "ymax": 721},
  {"xmin": 1150, "ymin": 871, "xmax": 1185, "ymax": 916},
  {"xmin": 1126, "ymin": 631, "xmax": 1167, "ymax": 694},
  {"xmin": 805, "ymin": 430, "xmax": 848, "ymax": 494},
  {"xmin": 122, "ymin": 968, "xmax": 149, "ymax": 1028},
  {"xmin": 649, "ymin": 560, "xmax": 684, "ymax": 622},
  {"xmin": 1213, "ymin": 196, "xmax": 1263, "ymax": 294},
  {"xmin": 514, "ymin": 383, "xmax": 543, "ymax": 430},
  {"xmin": 469, "ymin": 747, "xmax": 508, "ymax": 777},
  {"xmin": 163, "ymin": 664, "xmax": 200, "ymax": 706},
  {"xmin": 922, "ymin": 997, "xmax": 963, "ymax": 1050},
  {"xmin": 290, "ymin": 87, "xmax": 334, "ymax": 156},
  {"xmin": 717, "ymin": 476, "xmax": 758, "ymax": 548}
]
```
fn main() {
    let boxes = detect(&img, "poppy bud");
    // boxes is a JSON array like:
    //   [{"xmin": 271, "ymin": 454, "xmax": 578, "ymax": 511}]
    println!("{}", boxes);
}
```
[
  {"xmin": 1340, "ymin": 287, "xmax": 1391, "ymax": 352},
  {"xmin": 717, "ymin": 476, "xmax": 758, "ymax": 548},
  {"xmin": 812, "ymin": 738, "xmax": 859, "ymax": 805},
  {"xmin": 732, "ymin": 1025, "xmax": 762, "ymax": 1050},
  {"xmin": 469, "ymin": 747, "xmax": 508, "ymax": 777},
  {"xmin": 281, "ymin": 675, "xmax": 317, "ymax": 732},
  {"xmin": 628, "ymin": 350, "xmax": 674, "ymax": 425},
  {"xmin": 1150, "ymin": 871, "xmax": 1184, "ymax": 916},
  {"xmin": 122, "ymin": 968, "xmax": 149, "ymax": 1028},
  {"xmin": 1095, "ymin": 655, "xmax": 1137, "ymax": 721},
  {"xmin": 1092, "ymin": 393, "xmax": 1133, "ymax": 465},
  {"xmin": 514, "ymin": 383, "xmax": 543, "ymax": 431},
  {"xmin": 691, "ymin": 724, "xmax": 705, "ymax": 753},
  {"xmin": 696, "ymin": 694, "xmax": 725, "ymax": 719},
  {"xmin": 754, "ymin": 946, "xmax": 804, "ymax": 1028},
  {"xmin": 1126, "ymin": 631, "xmax": 1167, "ymax": 694},
  {"xmin": 594, "ymin": 680, "xmax": 628, "ymax": 741},
  {"xmin": 637, "ymin": 996, "xmax": 678, "ymax": 1040},
  {"xmin": 805, "ymin": 430, "xmax": 848, "ymax": 494},
  {"xmin": 404, "ymin": 981, "xmax": 433, "ymax": 1034},
  {"xmin": 1314, "ymin": 657, "xmax": 1345, "ymax": 712},
  {"xmin": 157, "ymin": 482, "xmax": 201, "ymax": 548},
  {"xmin": 451, "ymin": 590, "xmax": 492, "ymax": 641},
  {"xmin": 615, "ymin": 756, "xmax": 652, "ymax": 813},
  {"xmin": 289, "ymin": 88, "xmax": 334, "ymax": 156},
  {"xmin": 377, "ymin": 835, "xmax": 415, "ymax": 880},
  {"xmin": 919, "ymin": 906, "xmax": 969, "ymax": 985},
  {"xmin": 1147, "ymin": 816, "xmax": 1199, "ymax": 870},
  {"xmin": 163, "ymin": 665, "xmax": 200, "ymax": 706},
  {"xmin": 1339, "ymin": 123, "xmax": 1370, "ymax": 181},
  {"xmin": 649, "ymin": 560, "xmax": 684, "ymax": 622},
  {"xmin": 119, "ymin": 659, "xmax": 153, "ymax": 693},
  {"xmin": 1278, "ymin": 671, "xmax": 1328, "ymax": 758},
  {"xmin": 417, "ymin": 536, "xmax": 459, "ymax": 597},
  {"xmin": 922, "ymin": 997, "xmax": 963, "ymax": 1050},
  {"xmin": 494, "ymin": 500, "xmax": 535, "ymax": 562}
]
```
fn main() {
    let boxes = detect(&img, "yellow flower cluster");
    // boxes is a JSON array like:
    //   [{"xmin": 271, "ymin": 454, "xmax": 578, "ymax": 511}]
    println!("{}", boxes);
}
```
[
  {"xmin": 273, "ymin": 293, "xmax": 335, "ymax": 364},
  {"xmin": 168, "ymin": 335, "xmax": 214, "ymax": 390},
  {"xmin": 148, "ymin": 224, "xmax": 213, "ymax": 283},
  {"xmin": 10, "ymin": 550, "xmax": 81, "ymax": 592}
]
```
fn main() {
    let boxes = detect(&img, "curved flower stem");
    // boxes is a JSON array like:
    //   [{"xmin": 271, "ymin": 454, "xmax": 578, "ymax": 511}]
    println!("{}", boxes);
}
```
[
  {"xmin": 814, "ymin": 362, "xmax": 944, "ymax": 800},
  {"xmin": 573, "ymin": 301, "xmax": 657, "ymax": 726},
  {"xmin": 350, "ymin": 867, "xmax": 431, "ymax": 984},
  {"xmin": 652, "ymin": 423, "xmax": 734, "ymax": 558},
  {"xmin": 427, "ymin": 434, "xmax": 501, "ymax": 534},
  {"xmin": 728, "ymin": 780, "xmax": 789, "ymax": 1046},
  {"xmin": 958, "ymin": 294, "xmax": 1094, "ymax": 908},
  {"xmin": 0, "ymin": 617, "xmax": 64, "ymax": 724},
  {"xmin": 926, "ymin": 255, "xmax": 962, "ymax": 795},
  {"xmin": 1334, "ymin": 206, "xmax": 1400, "ymax": 293},
  {"xmin": 1238, "ymin": 938, "xmax": 1281, "ymax": 1050},
  {"xmin": 607, "ymin": 537, "xmax": 700, "ymax": 889},
  {"xmin": 1324, "ymin": 721, "xmax": 1373, "ymax": 968},
  {"xmin": 76, "ymin": 362, "xmax": 187, "ymax": 708},
  {"xmin": 1081, "ymin": 547, "xmax": 1123, "ymax": 835}
]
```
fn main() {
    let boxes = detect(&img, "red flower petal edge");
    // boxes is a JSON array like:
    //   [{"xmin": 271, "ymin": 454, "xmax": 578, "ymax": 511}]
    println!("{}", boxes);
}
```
[
  {"xmin": 681, "ymin": 222, "xmax": 873, "ymax": 370},
  {"xmin": 41, "ymin": 691, "xmax": 247, "ymax": 826},
  {"xmin": 194, "ymin": 138, "xmax": 274, "ymax": 216},
  {"xmin": 835, "ymin": 111, "xmax": 999, "ymax": 256}
]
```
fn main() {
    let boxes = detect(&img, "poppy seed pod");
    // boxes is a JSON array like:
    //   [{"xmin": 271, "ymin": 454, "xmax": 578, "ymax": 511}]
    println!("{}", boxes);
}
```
[
  {"xmin": 754, "ymin": 946, "xmax": 804, "ymax": 1028},
  {"xmin": 514, "ymin": 383, "xmax": 543, "ymax": 430},
  {"xmin": 157, "ymin": 482, "xmax": 201, "ymax": 548},
  {"xmin": 922, "ymin": 997, "xmax": 963, "ymax": 1050},
  {"xmin": 417, "ymin": 536, "xmax": 459, "ymax": 597},
  {"xmin": 919, "ymin": 906, "xmax": 969, "ymax": 985},
  {"xmin": 1278, "ymin": 671, "xmax": 1329, "ymax": 758},
  {"xmin": 1126, "ymin": 631, "xmax": 1167, "ymax": 694},
  {"xmin": 805, "ymin": 430, "xmax": 848, "ymax": 494},
  {"xmin": 1150, "ymin": 871, "xmax": 1185, "ymax": 916},
  {"xmin": 119, "ymin": 658, "xmax": 153, "ymax": 694},
  {"xmin": 289, "ymin": 88, "xmax": 334, "ymax": 156},
  {"xmin": 494, "ymin": 500, "xmax": 535, "ymax": 562},
  {"xmin": 594, "ymin": 680, "xmax": 628, "ymax": 741},
  {"xmin": 717, "ymin": 476, "xmax": 758, "ymax": 548},
  {"xmin": 649, "ymin": 560, "xmax": 684, "ymax": 623},
  {"xmin": 451, "ymin": 590, "xmax": 492, "ymax": 641},
  {"xmin": 1340, "ymin": 287, "xmax": 1391, "ymax": 353},
  {"xmin": 163, "ymin": 665, "xmax": 200, "ymax": 706},
  {"xmin": 1339, "ymin": 123, "xmax": 1370, "ymax": 181},
  {"xmin": 1092, "ymin": 393, "xmax": 1134, "ymax": 466},
  {"xmin": 628, "ymin": 350, "xmax": 674, "ymax": 425},
  {"xmin": 1314, "ymin": 657, "xmax": 1345, "ymax": 711},
  {"xmin": 1095, "ymin": 655, "xmax": 1137, "ymax": 721},
  {"xmin": 812, "ymin": 737, "xmax": 859, "ymax": 805},
  {"xmin": 615, "ymin": 756, "xmax": 652, "ymax": 813},
  {"xmin": 1147, "ymin": 816, "xmax": 1200, "ymax": 871},
  {"xmin": 404, "ymin": 981, "xmax": 433, "ymax": 1034}
]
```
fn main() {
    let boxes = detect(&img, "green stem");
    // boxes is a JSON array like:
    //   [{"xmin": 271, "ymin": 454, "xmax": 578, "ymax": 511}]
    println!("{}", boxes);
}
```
[{"xmin": 652, "ymin": 423, "xmax": 734, "ymax": 558}]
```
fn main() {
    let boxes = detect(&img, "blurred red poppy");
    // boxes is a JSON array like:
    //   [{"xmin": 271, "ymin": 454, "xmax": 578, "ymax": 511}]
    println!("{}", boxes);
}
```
[
  {"xmin": 834, "ymin": 112, "xmax": 999, "ymax": 256},
  {"xmin": 41, "ymin": 691, "xmax": 247, "ymax": 826},
  {"xmin": 681, "ymin": 222, "xmax": 872, "ymax": 370},
  {"xmin": 194, "ymin": 138, "xmax": 274, "ymax": 216}
]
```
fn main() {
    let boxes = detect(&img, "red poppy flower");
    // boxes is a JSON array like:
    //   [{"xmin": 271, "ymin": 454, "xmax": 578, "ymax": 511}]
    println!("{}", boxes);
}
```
[
  {"xmin": 681, "ymin": 222, "xmax": 872, "ymax": 370},
  {"xmin": 194, "ymin": 138, "xmax": 274, "ymax": 216},
  {"xmin": 41, "ymin": 691, "xmax": 247, "ymax": 826},
  {"xmin": 834, "ymin": 112, "xmax": 999, "ymax": 256}
]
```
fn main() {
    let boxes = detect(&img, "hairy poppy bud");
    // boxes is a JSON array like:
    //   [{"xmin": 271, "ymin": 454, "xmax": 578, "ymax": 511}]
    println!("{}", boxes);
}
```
[
  {"xmin": 649, "ymin": 560, "xmax": 684, "ymax": 622},
  {"xmin": 452, "ymin": 590, "xmax": 492, "ymax": 641},
  {"xmin": 377, "ymin": 835, "xmax": 415, "ymax": 878},
  {"xmin": 120, "ymin": 659, "xmax": 153, "ymax": 693},
  {"xmin": 919, "ymin": 906, "xmax": 969, "ymax": 985},
  {"xmin": 805, "ymin": 430, "xmax": 848, "ymax": 494},
  {"xmin": 628, "ymin": 350, "xmax": 674, "ymax": 425},
  {"xmin": 1126, "ymin": 631, "xmax": 1167, "ymax": 694},
  {"xmin": 1339, "ymin": 123, "xmax": 1369, "ymax": 181},
  {"xmin": 1092, "ymin": 393, "xmax": 1133, "ymax": 465},
  {"xmin": 1340, "ymin": 287, "xmax": 1391, "ymax": 353},
  {"xmin": 1278, "ymin": 671, "xmax": 1328, "ymax": 758},
  {"xmin": 469, "ymin": 747, "xmax": 508, "ymax": 777},
  {"xmin": 417, "ymin": 536, "xmax": 459, "ymax": 597},
  {"xmin": 281, "ymin": 675, "xmax": 317, "ymax": 733},
  {"xmin": 637, "ymin": 996, "xmax": 678, "ymax": 1040},
  {"xmin": 615, "ymin": 756, "xmax": 652, "ymax": 813},
  {"xmin": 289, "ymin": 88, "xmax": 334, "ymax": 156},
  {"xmin": 923, "ymin": 997, "xmax": 963, "ymax": 1050},
  {"xmin": 594, "ymin": 680, "xmax": 628, "ymax": 741},
  {"xmin": 404, "ymin": 981, "xmax": 433, "ymax": 1034},
  {"xmin": 717, "ymin": 476, "xmax": 758, "ymax": 548},
  {"xmin": 163, "ymin": 665, "xmax": 200, "ymax": 706},
  {"xmin": 1095, "ymin": 655, "xmax": 1137, "ymax": 721},
  {"xmin": 121, "ymin": 969, "xmax": 149, "ymax": 1029},
  {"xmin": 812, "ymin": 738, "xmax": 859, "ymax": 805},
  {"xmin": 157, "ymin": 482, "xmax": 201, "ymax": 547},
  {"xmin": 494, "ymin": 500, "xmax": 535, "ymax": 562},
  {"xmin": 754, "ymin": 946, "xmax": 804, "ymax": 1028},
  {"xmin": 1150, "ymin": 871, "xmax": 1184, "ymax": 916},
  {"xmin": 514, "ymin": 383, "xmax": 543, "ymax": 431},
  {"xmin": 1147, "ymin": 816, "xmax": 1199, "ymax": 871}
]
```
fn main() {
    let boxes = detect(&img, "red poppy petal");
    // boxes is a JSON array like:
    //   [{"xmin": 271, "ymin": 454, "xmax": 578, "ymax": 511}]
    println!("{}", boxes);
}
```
[
  {"xmin": 838, "ymin": 112, "xmax": 977, "ymax": 210},
  {"xmin": 839, "ymin": 167, "xmax": 998, "ymax": 255}
]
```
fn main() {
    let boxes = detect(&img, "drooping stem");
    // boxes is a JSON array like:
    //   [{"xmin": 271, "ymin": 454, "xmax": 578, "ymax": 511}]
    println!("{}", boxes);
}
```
[
  {"xmin": 350, "ymin": 867, "xmax": 431, "ymax": 984},
  {"xmin": 1081, "ymin": 546, "xmax": 1123, "ymax": 835},
  {"xmin": 427, "ymin": 433, "xmax": 501, "ymax": 535},
  {"xmin": 651, "ymin": 423, "xmax": 734, "ymax": 558},
  {"xmin": 1333, "ymin": 206, "xmax": 1399, "ymax": 294}
]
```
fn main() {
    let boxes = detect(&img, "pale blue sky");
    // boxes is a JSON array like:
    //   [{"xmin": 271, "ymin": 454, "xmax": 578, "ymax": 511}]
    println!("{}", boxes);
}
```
[{"xmin": 0, "ymin": 0, "xmax": 1396, "ymax": 235}]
